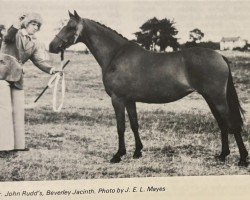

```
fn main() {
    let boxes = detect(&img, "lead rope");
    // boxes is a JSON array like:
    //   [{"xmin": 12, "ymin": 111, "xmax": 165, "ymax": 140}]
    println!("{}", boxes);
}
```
[{"xmin": 48, "ymin": 51, "xmax": 66, "ymax": 112}]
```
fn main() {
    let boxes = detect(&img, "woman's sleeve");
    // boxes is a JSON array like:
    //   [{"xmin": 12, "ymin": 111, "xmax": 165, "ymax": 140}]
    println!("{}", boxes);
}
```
[
  {"xmin": 30, "ymin": 43, "xmax": 54, "ymax": 74},
  {"xmin": 3, "ymin": 26, "xmax": 18, "ymax": 43}
]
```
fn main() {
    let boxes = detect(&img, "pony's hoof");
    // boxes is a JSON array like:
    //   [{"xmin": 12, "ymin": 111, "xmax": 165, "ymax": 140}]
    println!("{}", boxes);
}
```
[
  {"xmin": 133, "ymin": 151, "xmax": 142, "ymax": 159},
  {"xmin": 238, "ymin": 159, "xmax": 249, "ymax": 167},
  {"xmin": 110, "ymin": 156, "xmax": 121, "ymax": 163},
  {"xmin": 215, "ymin": 154, "xmax": 226, "ymax": 162}
]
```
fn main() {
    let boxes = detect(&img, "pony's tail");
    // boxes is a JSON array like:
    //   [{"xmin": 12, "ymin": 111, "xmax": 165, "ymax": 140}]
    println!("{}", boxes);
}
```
[{"xmin": 223, "ymin": 56, "xmax": 245, "ymax": 133}]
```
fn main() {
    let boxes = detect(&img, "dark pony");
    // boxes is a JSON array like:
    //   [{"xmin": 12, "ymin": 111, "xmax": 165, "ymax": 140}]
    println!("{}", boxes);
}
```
[{"xmin": 49, "ymin": 11, "xmax": 248, "ymax": 166}]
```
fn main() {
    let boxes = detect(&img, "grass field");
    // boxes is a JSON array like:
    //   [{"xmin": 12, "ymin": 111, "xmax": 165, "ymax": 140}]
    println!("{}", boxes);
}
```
[{"xmin": 0, "ymin": 50, "xmax": 249, "ymax": 181}]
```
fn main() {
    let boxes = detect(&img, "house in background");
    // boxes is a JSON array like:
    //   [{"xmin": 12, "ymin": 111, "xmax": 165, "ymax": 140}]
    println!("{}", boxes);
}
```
[{"xmin": 220, "ymin": 37, "xmax": 247, "ymax": 50}]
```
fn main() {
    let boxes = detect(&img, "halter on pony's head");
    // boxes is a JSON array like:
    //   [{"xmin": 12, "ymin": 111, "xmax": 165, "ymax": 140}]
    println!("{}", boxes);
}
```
[
  {"xmin": 49, "ymin": 10, "xmax": 84, "ymax": 53},
  {"xmin": 68, "ymin": 10, "xmax": 84, "ymax": 44}
]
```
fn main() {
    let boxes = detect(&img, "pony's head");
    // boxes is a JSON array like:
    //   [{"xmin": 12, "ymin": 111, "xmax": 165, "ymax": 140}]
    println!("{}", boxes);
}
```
[{"xmin": 49, "ymin": 10, "xmax": 84, "ymax": 53}]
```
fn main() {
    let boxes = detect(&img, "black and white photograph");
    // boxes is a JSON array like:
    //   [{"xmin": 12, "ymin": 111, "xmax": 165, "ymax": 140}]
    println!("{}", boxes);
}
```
[{"xmin": 0, "ymin": 0, "xmax": 249, "ymax": 199}]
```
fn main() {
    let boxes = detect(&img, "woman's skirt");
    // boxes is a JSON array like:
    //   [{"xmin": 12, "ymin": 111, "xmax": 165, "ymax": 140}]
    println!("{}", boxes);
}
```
[{"xmin": 0, "ymin": 80, "xmax": 25, "ymax": 150}]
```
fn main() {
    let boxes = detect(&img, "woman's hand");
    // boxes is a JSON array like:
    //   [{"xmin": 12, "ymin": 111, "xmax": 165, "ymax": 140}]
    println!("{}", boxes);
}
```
[
  {"xmin": 53, "ymin": 70, "xmax": 63, "ymax": 76},
  {"xmin": 50, "ymin": 68, "xmax": 63, "ymax": 76}
]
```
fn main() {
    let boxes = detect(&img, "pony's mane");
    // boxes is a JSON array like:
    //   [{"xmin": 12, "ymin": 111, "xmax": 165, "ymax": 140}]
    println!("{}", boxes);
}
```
[{"xmin": 87, "ymin": 19, "xmax": 129, "ymax": 41}]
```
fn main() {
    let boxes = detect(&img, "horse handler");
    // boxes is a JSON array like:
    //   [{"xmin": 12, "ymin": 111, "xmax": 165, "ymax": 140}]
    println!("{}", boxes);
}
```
[{"xmin": 0, "ymin": 13, "xmax": 61, "ymax": 152}]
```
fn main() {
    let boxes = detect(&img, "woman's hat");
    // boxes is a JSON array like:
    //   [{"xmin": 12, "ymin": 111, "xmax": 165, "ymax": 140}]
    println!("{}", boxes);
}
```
[{"xmin": 21, "ymin": 13, "xmax": 43, "ymax": 29}]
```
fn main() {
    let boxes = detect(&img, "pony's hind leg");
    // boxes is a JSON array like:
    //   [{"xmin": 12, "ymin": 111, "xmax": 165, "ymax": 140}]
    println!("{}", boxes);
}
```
[
  {"xmin": 110, "ymin": 95, "xmax": 126, "ymax": 163},
  {"xmin": 234, "ymin": 133, "xmax": 248, "ymax": 166},
  {"xmin": 202, "ymin": 94, "xmax": 230, "ymax": 162},
  {"xmin": 226, "ymin": 70, "xmax": 248, "ymax": 166},
  {"xmin": 126, "ymin": 101, "xmax": 143, "ymax": 159},
  {"xmin": 203, "ymin": 92, "xmax": 248, "ymax": 166}
]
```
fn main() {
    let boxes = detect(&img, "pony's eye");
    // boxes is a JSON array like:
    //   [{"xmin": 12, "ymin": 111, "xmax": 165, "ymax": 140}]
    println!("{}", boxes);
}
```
[{"xmin": 67, "ymin": 26, "xmax": 76, "ymax": 31}]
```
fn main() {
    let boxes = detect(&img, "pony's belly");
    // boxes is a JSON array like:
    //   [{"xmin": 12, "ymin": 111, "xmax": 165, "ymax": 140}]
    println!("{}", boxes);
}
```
[
  {"xmin": 128, "ymin": 89, "xmax": 194, "ymax": 103},
  {"xmin": 107, "ymin": 80, "xmax": 194, "ymax": 103}
]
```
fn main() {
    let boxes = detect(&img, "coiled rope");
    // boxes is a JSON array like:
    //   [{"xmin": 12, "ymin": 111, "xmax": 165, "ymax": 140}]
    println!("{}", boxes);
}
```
[
  {"xmin": 47, "ymin": 71, "xmax": 65, "ymax": 112},
  {"xmin": 32, "ymin": 59, "xmax": 70, "ymax": 111}
]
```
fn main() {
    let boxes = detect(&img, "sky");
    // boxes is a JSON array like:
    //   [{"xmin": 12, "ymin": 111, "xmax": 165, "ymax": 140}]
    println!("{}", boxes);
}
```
[{"xmin": 1, "ymin": 0, "xmax": 250, "ymax": 50}]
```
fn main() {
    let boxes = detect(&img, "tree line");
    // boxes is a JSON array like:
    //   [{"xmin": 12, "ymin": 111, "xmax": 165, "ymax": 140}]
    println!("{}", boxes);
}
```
[
  {"xmin": 133, "ymin": 17, "xmax": 220, "ymax": 52},
  {"xmin": 0, "ymin": 25, "xmax": 6, "ymax": 49}
]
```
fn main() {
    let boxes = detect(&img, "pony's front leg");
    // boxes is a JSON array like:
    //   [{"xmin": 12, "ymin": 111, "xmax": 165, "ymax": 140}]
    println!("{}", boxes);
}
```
[
  {"xmin": 110, "ymin": 95, "xmax": 126, "ymax": 163},
  {"xmin": 126, "ymin": 101, "xmax": 143, "ymax": 159}
]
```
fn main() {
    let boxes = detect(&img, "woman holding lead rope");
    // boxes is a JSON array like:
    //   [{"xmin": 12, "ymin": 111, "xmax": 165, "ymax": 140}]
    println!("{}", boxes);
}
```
[{"xmin": 0, "ymin": 13, "xmax": 62, "ymax": 152}]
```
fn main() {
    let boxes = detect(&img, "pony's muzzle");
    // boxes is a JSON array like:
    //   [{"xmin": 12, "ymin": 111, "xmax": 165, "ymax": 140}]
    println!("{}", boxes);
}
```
[{"xmin": 49, "ymin": 42, "xmax": 61, "ymax": 54}]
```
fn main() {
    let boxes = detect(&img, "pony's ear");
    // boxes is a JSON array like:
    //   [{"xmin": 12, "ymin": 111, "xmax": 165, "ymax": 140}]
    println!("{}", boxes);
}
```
[
  {"xmin": 74, "ymin": 10, "xmax": 81, "ymax": 20},
  {"xmin": 68, "ymin": 10, "xmax": 74, "ymax": 18}
]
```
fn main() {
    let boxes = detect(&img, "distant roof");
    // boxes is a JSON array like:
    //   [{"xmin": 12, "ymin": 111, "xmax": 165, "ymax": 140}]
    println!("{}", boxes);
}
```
[{"xmin": 221, "ymin": 37, "xmax": 240, "ymax": 42}]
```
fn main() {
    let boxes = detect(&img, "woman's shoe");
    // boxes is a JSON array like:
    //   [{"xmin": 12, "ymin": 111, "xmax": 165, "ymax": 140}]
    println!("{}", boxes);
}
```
[{"xmin": 13, "ymin": 147, "xmax": 30, "ymax": 151}]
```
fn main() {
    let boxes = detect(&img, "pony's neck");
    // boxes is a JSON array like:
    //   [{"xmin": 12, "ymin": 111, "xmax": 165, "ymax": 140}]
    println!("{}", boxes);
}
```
[{"xmin": 80, "ymin": 19, "xmax": 129, "ymax": 70}]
